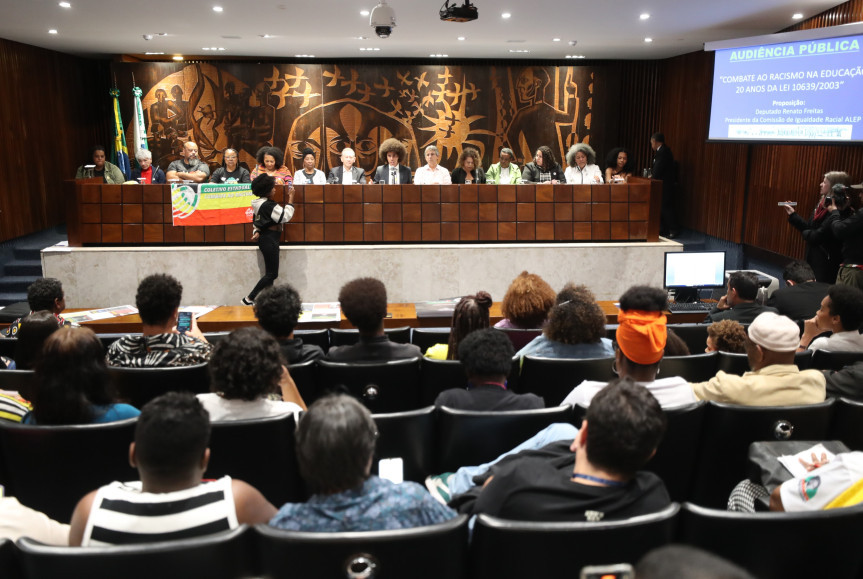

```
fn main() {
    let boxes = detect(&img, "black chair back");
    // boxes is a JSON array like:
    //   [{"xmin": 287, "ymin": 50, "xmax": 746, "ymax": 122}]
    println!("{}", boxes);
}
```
[
  {"xmin": 207, "ymin": 413, "xmax": 305, "ymax": 505},
  {"xmin": 690, "ymin": 399, "xmax": 835, "ymax": 508},
  {"xmin": 419, "ymin": 358, "xmax": 466, "ymax": 406},
  {"xmin": 294, "ymin": 328, "xmax": 330, "ymax": 352},
  {"xmin": 384, "ymin": 326, "xmax": 411, "ymax": 344},
  {"xmin": 795, "ymin": 348, "xmax": 813, "ymax": 369},
  {"xmin": 0, "ymin": 338, "xmax": 17, "ymax": 359},
  {"xmin": 109, "ymin": 364, "xmax": 211, "ymax": 409},
  {"xmin": 287, "ymin": 359, "xmax": 317, "ymax": 406},
  {"xmin": 830, "ymin": 397, "xmax": 863, "ymax": 451},
  {"xmin": 517, "ymin": 356, "xmax": 615, "ymax": 406},
  {"xmin": 494, "ymin": 327, "xmax": 542, "ymax": 351},
  {"xmin": 410, "ymin": 327, "xmax": 450, "ymax": 354},
  {"xmin": 96, "ymin": 333, "xmax": 132, "ymax": 351},
  {"xmin": 316, "ymin": 359, "xmax": 422, "ymax": 413},
  {"xmin": 255, "ymin": 515, "xmax": 470, "ymax": 579},
  {"xmin": 17, "ymin": 525, "xmax": 255, "ymax": 579},
  {"xmin": 679, "ymin": 502, "xmax": 863, "ymax": 579},
  {"xmin": 660, "ymin": 352, "xmax": 718, "ymax": 382},
  {"xmin": 0, "ymin": 418, "xmax": 138, "ymax": 522},
  {"xmin": 0, "ymin": 539, "xmax": 21, "ymax": 579},
  {"xmin": 436, "ymin": 405, "xmax": 573, "ymax": 473},
  {"xmin": 202, "ymin": 331, "xmax": 230, "ymax": 344},
  {"xmin": 469, "ymin": 504, "xmax": 679, "ymax": 578},
  {"xmin": 811, "ymin": 349, "xmax": 863, "ymax": 371},
  {"xmin": 0, "ymin": 370, "xmax": 37, "ymax": 397},
  {"xmin": 665, "ymin": 323, "xmax": 709, "ymax": 355},
  {"xmin": 373, "ymin": 406, "xmax": 436, "ymax": 483},
  {"xmin": 329, "ymin": 326, "xmax": 412, "ymax": 349},
  {"xmin": 644, "ymin": 401, "xmax": 707, "ymax": 502},
  {"xmin": 717, "ymin": 352, "xmax": 750, "ymax": 375}
]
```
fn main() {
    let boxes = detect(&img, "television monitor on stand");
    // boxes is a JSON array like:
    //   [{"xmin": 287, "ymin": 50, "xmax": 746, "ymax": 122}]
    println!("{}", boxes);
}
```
[{"xmin": 663, "ymin": 251, "xmax": 726, "ymax": 303}]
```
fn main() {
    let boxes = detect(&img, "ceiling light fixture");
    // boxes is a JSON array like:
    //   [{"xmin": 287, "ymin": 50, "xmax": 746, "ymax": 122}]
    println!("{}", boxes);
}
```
[
  {"xmin": 457, "ymin": 36, "xmax": 465, "ymax": 41},
  {"xmin": 565, "ymin": 55, "xmax": 586, "ymax": 59},
  {"xmin": 639, "ymin": 13, "xmax": 650, "ymax": 20},
  {"xmin": 172, "ymin": 55, "xmax": 184, "ymax": 61},
  {"xmin": 360, "ymin": 9, "xmax": 370, "ymax": 16},
  {"xmin": 644, "ymin": 37, "xmax": 653, "ymax": 43},
  {"xmin": 295, "ymin": 54, "xmax": 315, "ymax": 57},
  {"xmin": 792, "ymin": 12, "xmax": 804, "ymax": 19},
  {"xmin": 509, "ymin": 49, "xmax": 529, "ymax": 53},
  {"xmin": 552, "ymin": 38, "xmax": 560, "ymax": 42},
  {"xmin": 430, "ymin": 53, "xmax": 449, "ymax": 57},
  {"xmin": 145, "ymin": 52, "xmax": 164, "ymax": 55},
  {"xmin": 48, "ymin": 29, "xmax": 58, "ymax": 34},
  {"xmin": 212, "ymin": 5, "xmax": 223, "ymax": 12},
  {"xmin": 501, "ymin": 12, "xmax": 511, "ymax": 18},
  {"xmin": 59, "ymin": 1, "xmax": 71, "ymax": 7}
]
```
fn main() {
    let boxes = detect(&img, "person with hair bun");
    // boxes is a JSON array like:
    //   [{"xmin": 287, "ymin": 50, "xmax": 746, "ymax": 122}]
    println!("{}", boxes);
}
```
[
  {"xmin": 426, "ymin": 291, "xmax": 493, "ymax": 360},
  {"xmin": 373, "ymin": 138, "xmax": 412, "ymax": 184},
  {"xmin": 250, "ymin": 146, "xmax": 292, "ymax": 185},
  {"xmin": 293, "ymin": 148, "xmax": 327, "ymax": 184}
]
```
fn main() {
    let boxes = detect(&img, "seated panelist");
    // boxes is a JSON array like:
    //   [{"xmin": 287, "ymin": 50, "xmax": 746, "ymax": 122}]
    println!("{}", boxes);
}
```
[
  {"xmin": 293, "ymin": 148, "xmax": 327, "ymax": 185},
  {"xmin": 210, "ymin": 148, "xmax": 251, "ymax": 184},
  {"xmin": 131, "ymin": 149, "xmax": 166, "ymax": 184},
  {"xmin": 605, "ymin": 147, "xmax": 634, "ymax": 184},
  {"xmin": 521, "ymin": 146, "xmax": 564, "ymax": 184},
  {"xmin": 413, "ymin": 145, "xmax": 452, "ymax": 185},
  {"xmin": 327, "ymin": 147, "xmax": 366, "ymax": 184},
  {"xmin": 486, "ymin": 148, "xmax": 522, "ymax": 184},
  {"xmin": 565, "ymin": 143, "xmax": 603, "ymax": 184},
  {"xmin": 75, "ymin": 145, "xmax": 126, "ymax": 184},
  {"xmin": 166, "ymin": 141, "xmax": 210, "ymax": 183},
  {"xmin": 373, "ymin": 138, "xmax": 412, "ymax": 184},
  {"xmin": 250, "ymin": 146, "xmax": 292, "ymax": 185},
  {"xmin": 451, "ymin": 147, "xmax": 486, "ymax": 184}
]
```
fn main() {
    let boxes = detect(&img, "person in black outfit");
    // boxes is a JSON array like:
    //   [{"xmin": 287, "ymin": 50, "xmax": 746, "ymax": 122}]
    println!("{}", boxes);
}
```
[
  {"xmin": 825, "ymin": 182, "xmax": 863, "ymax": 290},
  {"xmin": 766, "ymin": 260, "xmax": 830, "ymax": 320},
  {"xmin": 242, "ymin": 174, "xmax": 294, "ymax": 305},
  {"xmin": 326, "ymin": 278, "xmax": 422, "ymax": 362},
  {"xmin": 520, "ymin": 145, "xmax": 564, "ymax": 183},
  {"xmin": 253, "ymin": 284, "xmax": 324, "ymax": 364},
  {"xmin": 650, "ymin": 132, "xmax": 678, "ymax": 238},
  {"xmin": 450, "ymin": 147, "xmax": 486, "ymax": 184},
  {"xmin": 434, "ymin": 328, "xmax": 543, "ymax": 411},
  {"xmin": 373, "ymin": 138, "xmax": 412, "ymax": 184},
  {"xmin": 704, "ymin": 271, "xmax": 777, "ymax": 324},
  {"xmin": 451, "ymin": 377, "xmax": 669, "ymax": 522},
  {"xmin": 783, "ymin": 171, "xmax": 851, "ymax": 283}
]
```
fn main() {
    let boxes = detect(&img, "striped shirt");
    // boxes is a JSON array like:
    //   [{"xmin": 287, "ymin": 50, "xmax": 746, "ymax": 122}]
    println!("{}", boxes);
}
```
[
  {"xmin": 106, "ymin": 333, "xmax": 212, "ymax": 368},
  {"xmin": 0, "ymin": 392, "xmax": 31, "ymax": 422},
  {"xmin": 82, "ymin": 476, "xmax": 238, "ymax": 546}
]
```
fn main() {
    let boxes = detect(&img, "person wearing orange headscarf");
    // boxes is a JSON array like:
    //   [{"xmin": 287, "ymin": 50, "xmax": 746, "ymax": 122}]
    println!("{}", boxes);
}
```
[{"xmin": 561, "ymin": 286, "xmax": 698, "ymax": 410}]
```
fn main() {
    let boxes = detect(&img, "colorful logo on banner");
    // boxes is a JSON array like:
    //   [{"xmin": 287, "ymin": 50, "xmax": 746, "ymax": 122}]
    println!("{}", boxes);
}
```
[{"xmin": 170, "ymin": 183, "xmax": 256, "ymax": 226}]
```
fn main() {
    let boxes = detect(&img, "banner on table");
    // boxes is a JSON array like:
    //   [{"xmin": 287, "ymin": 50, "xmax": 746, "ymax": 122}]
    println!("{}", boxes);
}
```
[{"xmin": 171, "ymin": 183, "xmax": 256, "ymax": 226}]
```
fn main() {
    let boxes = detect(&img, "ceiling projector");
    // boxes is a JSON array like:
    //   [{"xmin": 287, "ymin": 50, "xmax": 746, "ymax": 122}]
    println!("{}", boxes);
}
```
[{"xmin": 440, "ymin": 1, "xmax": 478, "ymax": 22}]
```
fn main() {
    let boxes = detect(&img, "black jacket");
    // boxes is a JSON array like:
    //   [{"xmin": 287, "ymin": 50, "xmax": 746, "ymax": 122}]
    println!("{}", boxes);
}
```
[
  {"xmin": 766, "ymin": 281, "xmax": 830, "ymax": 321},
  {"xmin": 373, "ymin": 164, "xmax": 412, "ymax": 185}
]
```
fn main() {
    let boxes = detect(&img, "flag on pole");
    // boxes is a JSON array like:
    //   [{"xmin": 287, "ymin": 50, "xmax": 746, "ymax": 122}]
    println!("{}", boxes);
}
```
[
  {"xmin": 109, "ymin": 88, "xmax": 131, "ymax": 180},
  {"xmin": 131, "ymin": 86, "xmax": 149, "ymax": 168}
]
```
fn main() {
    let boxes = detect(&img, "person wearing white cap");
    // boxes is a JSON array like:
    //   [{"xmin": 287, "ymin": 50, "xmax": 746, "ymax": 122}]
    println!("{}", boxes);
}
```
[{"xmin": 689, "ymin": 312, "xmax": 826, "ymax": 406}]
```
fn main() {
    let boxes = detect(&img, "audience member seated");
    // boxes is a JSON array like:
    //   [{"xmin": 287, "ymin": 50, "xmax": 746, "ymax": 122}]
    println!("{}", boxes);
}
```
[
  {"xmin": 209, "ymin": 148, "xmax": 250, "ymax": 184},
  {"xmin": 250, "ymin": 146, "xmax": 292, "ymax": 185},
  {"xmin": 521, "ymin": 146, "xmax": 564, "ymax": 183},
  {"xmin": 107, "ymin": 274, "xmax": 212, "ymax": 367},
  {"xmin": 704, "ymin": 271, "xmax": 778, "ymax": 324},
  {"xmin": 636, "ymin": 545, "xmax": 755, "ymax": 579},
  {"xmin": 75, "ymin": 145, "xmax": 125, "ymax": 184},
  {"xmin": 823, "ymin": 361, "xmax": 863, "ymax": 400},
  {"xmin": 485, "ymin": 147, "xmax": 521, "ymax": 184},
  {"xmin": 253, "ymin": 285, "xmax": 324, "ymax": 364},
  {"xmin": 450, "ymin": 147, "xmax": 486, "ymax": 184},
  {"xmin": 3, "ymin": 277, "xmax": 70, "ymax": 338},
  {"xmin": 770, "ymin": 451, "xmax": 863, "ymax": 512},
  {"xmin": 604, "ymin": 147, "xmax": 634, "ymax": 184},
  {"xmin": 425, "ymin": 291, "xmax": 492, "ymax": 360},
  {"xmin": 293, "ymin": 148, "xmax": 327, "ymax": 184},
  {"xmin": 373, "ymin": 138, "xmax": 412, "ymax": 184},
  {"xmin": 130, "ymin": 148, "xmax": 166, "ymax": 184},
  {"xmin": 0, "ymin": 485, "xmax": 69, "ymax": 545},
  {"xmin": 412, "ymin": 145, "xmax": 452, "ymax": 185},
  {"xmin": 561, "ymin": 286, "xmax": 696, "ymax": 409},
  {"xmin": 705, "ymin": 320, "xmax": 747, "ymax": 354},
  {"xmin": 327, "ymin": 147, "xmax": 365, "ymax": 185},
  {"xmin": 516, "ymin": 283, "xmax": 614, "ymax": 360},
  {"xmin": 198, "ymin": 327, "xmax": 306, "ymax": 421},
  {"xmin": 269, "ymin": 394, "xmax": 456, "ymax": 531},
  {"xmin": 493, "ymin": 270, "xmax": 555, "ymax": 330},
  {"xmin": 326, "ymin": 278, "xmax": 421, "ymax": 362},
  {"xmin": 69, "ymin": 392, "xmax": 276, "ymax": 546},
  {"xmin": 434, "ymin": 329, "xmax": 543, "ymax": 411},
  {"xmin": 664, "ymin": 328, "xmax": 691, "ymax": 356},
  {"xmin": 767, "ymin": 260, "xmax": 830, "ymax": 320},
  {"xmin": 690, "ymin": 312, "xmax": 826, "ymax": 405},
  {"xmin": 564, "ymin": 143, "xmax": 603, "ymax": 184},
  {"xmin": 24, "ymin": 327, "xmax": 140, "ymax": 425},
  {"xmin": 799, "ymin": 284, "xmax": 863, "ymax": 352},
  {"xmin": 10, "ymin": 311, "xmax": 62, "ymax": 371},
  {"xmin": 450, "ymin": 378, "xmax": 670, "ymax": 522},
  {"xmin": 165, "ymin": 141, "xmax": 210, "ymax": 183}
]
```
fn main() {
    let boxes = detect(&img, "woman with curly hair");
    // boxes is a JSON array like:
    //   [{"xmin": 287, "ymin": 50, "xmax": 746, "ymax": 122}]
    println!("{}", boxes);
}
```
[
  {"xmin": 494, "ymin": 271, "xmax": 556, "ymax": 330},
  {"xmin": 450, "ymin": 147, "xmax": 486, "ymax": 184},
  {"xmin": 24, "ymin": 327, "xmax": 140, "ymax": 425},
  {"xmin": 426, "ymin": 291, "xmax": 493, "ymax": 360},
  {"xmin": 250, "ymin": 146, "xmax": 293, "ymax": 185},
  {"xmin": 565, "ymin": 143, "xmax": 603, "ymax": 184},
  {"xmin": 520, "ymin": 146, "xmax": 564, "ymax": 184},
  {"xmin": 604, "ymin": 147, "xmax": 634, "ymax": 184},
  {"xmin": 198, "ymin": 327, "xmax": 306, "ymax": 421},
  {"xmin": 373, "ymin": 138, "xmax": 412, "ymax": 184},
  {"xmin": 515, "ymin": 283, "xmax": 614, "ymax": 359},
  {"xmin": 705, "ymin": 320, "xmax": 747, "ymax": 354}
]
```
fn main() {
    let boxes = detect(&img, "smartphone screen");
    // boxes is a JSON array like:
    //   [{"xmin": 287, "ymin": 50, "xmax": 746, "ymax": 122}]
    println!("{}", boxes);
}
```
[{"xmin": 177, "ymin": 311, "xmax": 193, "ymax": 333}]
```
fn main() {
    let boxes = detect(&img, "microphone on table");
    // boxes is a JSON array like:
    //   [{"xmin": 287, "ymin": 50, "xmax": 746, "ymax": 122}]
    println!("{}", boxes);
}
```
[{"xmin": 390, "ymin": 169, "xmax": 397, "ymax": 184}]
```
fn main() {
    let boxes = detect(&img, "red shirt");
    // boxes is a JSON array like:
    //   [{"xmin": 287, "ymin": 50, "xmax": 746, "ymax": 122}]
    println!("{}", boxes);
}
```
[{"xmin": 139, "ymin": 166, "xmax": 153, "ymax": 184}]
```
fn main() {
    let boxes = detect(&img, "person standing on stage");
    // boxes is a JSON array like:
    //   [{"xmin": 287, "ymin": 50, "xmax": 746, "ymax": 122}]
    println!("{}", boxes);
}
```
[
  {"xmin": 242, "ymin": 174, "xmax": 294, "ymax": 306},
  {"xmin": 650, "ymin": 132, "xmax": 678, "ymax": 238}
]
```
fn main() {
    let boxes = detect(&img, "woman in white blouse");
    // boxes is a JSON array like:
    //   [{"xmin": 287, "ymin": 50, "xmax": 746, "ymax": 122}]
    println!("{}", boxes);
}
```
[
  {"xmin": 413, "ymin": 145, "xmax": 452, "ymax": 185},
  {"xmin": 565, "ymin": 143, "xmax": 603, "ymax": 184},
  {"xmin": 294, "ymin": 148, "xmax": 328, "ymax": 185}
]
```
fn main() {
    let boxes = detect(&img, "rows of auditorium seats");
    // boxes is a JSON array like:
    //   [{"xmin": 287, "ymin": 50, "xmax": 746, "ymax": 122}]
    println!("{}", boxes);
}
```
[
  {"xmin": 3, "ymin": 398, "xmax": 863, "ymax": 526},
  {"xmin": 4, "ymin": 501, "xmax": 863, "ymax": 578}
]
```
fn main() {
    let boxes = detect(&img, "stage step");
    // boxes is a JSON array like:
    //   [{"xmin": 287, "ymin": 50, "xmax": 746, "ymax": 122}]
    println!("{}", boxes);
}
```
[
  {"xmin": 3, "ymin": 259, "xmax": 42, "ymax": 277},
  {"xmin": 0, "ymin": 276, "xmax": 38, "ymax": 295}
]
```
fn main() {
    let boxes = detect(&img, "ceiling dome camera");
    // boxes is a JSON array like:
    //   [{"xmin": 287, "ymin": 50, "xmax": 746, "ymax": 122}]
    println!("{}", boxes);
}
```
[{"xmin": 370, "ymin": 1, "xmax": 396, "ymax": 38}]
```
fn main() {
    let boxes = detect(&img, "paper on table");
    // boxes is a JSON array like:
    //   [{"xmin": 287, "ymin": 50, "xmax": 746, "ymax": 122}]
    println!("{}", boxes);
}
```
[
  {"xmin": 778, "ymin": 443, "xmax": 836, "ymax": 478},
  {"xmin": 179, "ymin": 305, "xmax": 220, "ymax": 319}
]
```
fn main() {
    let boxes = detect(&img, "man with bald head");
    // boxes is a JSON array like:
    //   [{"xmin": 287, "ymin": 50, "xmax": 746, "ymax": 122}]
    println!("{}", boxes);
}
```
[{"xmin": 166, "ymin": 141, "xmax": 210, "ymax": 183}]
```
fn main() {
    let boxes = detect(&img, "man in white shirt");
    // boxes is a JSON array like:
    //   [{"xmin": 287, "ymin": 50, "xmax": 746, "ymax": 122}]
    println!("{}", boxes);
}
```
[
  {"xmin": 413, "ymin": 145, "xmax": 452, "ymax": 185},
  {"xmin": 799, "ymin": 284, "xmax": 863, "ymax": 352}
]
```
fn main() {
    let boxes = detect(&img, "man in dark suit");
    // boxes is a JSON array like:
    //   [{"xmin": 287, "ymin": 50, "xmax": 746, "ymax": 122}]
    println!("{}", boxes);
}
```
[
  {"xmin": 327, "ymin": 147, "xmax": 366, "ymax": 184},
  {"xmin": 373, "ymin": 137, "xmax": 412, "ymax": 184},
  {"xmin": 651, "ymin": 132, "xmax": 678, "ymax": 238},
  {"xmin": 704, "ymin": 271, "xmax": 778, "ymax": 324},
  {"xmin": 767, "ymin": 260, "xmax": 831, "ymax": 321}
]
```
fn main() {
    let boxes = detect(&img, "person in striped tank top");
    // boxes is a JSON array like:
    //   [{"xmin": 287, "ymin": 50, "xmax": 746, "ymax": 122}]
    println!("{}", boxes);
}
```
[{"xmin": 69, "ymin": 392, "xmax": 276, "ymax": 546}]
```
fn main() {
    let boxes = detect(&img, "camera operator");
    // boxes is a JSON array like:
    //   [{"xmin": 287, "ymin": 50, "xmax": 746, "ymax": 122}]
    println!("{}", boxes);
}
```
[{"xmin": 826, "ymin": 183, "xmax": 863, "ymax": 290}]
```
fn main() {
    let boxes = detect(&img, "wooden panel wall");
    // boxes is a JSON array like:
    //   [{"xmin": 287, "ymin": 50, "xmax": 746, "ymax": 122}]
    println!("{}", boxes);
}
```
[{"xmin": 0, "ymin": 38, "xmax": 110, "ymax": 243}]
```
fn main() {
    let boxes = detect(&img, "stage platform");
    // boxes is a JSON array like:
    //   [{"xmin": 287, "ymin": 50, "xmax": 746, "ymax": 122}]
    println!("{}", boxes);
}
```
[{"xmin": 42, "ymin": 240, "xmax": 682, "ymax": 308}]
